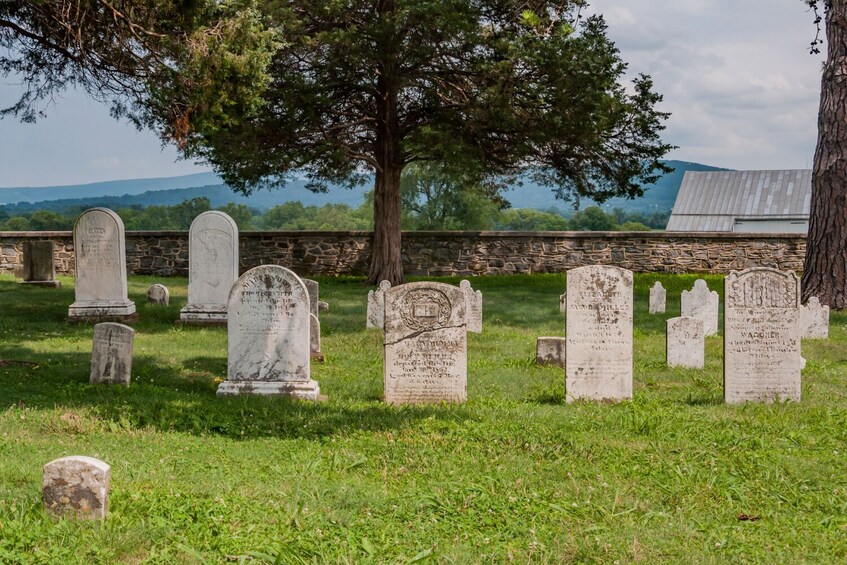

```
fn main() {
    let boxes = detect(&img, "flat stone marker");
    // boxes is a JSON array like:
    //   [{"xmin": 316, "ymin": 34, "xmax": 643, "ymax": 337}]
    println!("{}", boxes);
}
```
[
  {"xmin": 146, "ymin": 284, "xmax": 169, "ymax": 305},
  {"xmin": 367, "ymin": 280, "xmax": 392, "ymax": 329},
  {"xmin": 460, "ymin": 280, "xmax": 483, "ymax": 334},
  {"xmin": 180, "ymin": 211, "xmax": 239, "ymax": 324},
  {"xmin": 384, "ymin": 281, "xmax": 469, "ymax": 404},
  {"xmin": 43, "ymin": 456, "xmax": 110, "ymax": 520},
  {"xmin": 724, "ymin": 268, "xmax": 802, "ymax": 404},
  {"xmin": 681, "ymin": 279, "xmax": 719, "ymax": 336},
  {"xmin": 666, "ymin": 316, "xmax": 704, "ymax": 369},
  {"xmin": 649, "ymin": 281, "xmax": 666, "ymax": 314},
  {"xmin": 21, "ymin": 240, "xmax": 61, "ymax": 287},
  {"xmin": 68, "ymin": 208, "xmax": 136, "ymax": 320},
  {"xmin": 310, "ymin": 313, "xmax": 324, "ymax": 362},
  {"xmin": 218, "ymin": 265, "xmax": 319, "ymax": 399},
  {"xmin": 537, "ymin": 336, "xmax": 566, "ymax": 368},
  {"xmin": 90, "ymin": 322, "xmax": 135, "ymax": 386},
  {"xmin": 800, "ymin": 296, "xmax": 829, "ymax": 339},
  {"xmin": 565, "ymin": 265, "xmax": 633, "ymax": 402}
]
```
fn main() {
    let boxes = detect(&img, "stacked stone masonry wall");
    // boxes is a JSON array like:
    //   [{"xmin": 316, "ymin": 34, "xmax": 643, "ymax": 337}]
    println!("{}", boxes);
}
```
[{"xmin": 0, "ymin": 231, "xmax": 807, "ymax": 277}]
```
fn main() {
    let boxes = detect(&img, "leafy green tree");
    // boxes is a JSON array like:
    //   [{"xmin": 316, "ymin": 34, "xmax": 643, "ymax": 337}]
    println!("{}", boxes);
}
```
[
  {"xmin": 216, "ymin": 203, "xmax": 256, "ymax": 230},
  {"xmin": 616, "ymin": 221, "xmax": 651, "ymax": 231},
  {"xmin": 3, "ymin": 1, "xmax": 672, "ymax": 284},
  {"xmin": 3, "ymin": 217, "xmax": 31, "ymax": 231},
  {"xmin": 570, "ymin": 206, "xmax": 617, "ymax": 231},
  {"xmin": 495, "ymin": 209, "xmax": 570, "ymax": 231},
  {"xmin": 28, "ymin": 210, "xmax": 72, "ymax": 230}
]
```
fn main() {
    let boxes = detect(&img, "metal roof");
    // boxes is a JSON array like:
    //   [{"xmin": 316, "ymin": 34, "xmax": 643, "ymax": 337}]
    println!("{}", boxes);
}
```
[{"xmin": 666, "ymin": 169, "xmax": 812, "ymax": 231}]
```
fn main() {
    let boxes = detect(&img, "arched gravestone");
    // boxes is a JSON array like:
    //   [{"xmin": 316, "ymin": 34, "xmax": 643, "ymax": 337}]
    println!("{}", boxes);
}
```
[
  {"xmin": 217, "ymin": 265, "xmax": 319, "ymax": 400},
  {"xmin": 383, "ymin": 281, "xmax": 477, "ymax": 405},
  {"xmin": 180, "ymin": 211, "xmax": 239, "ymax": 324},
  {"xmin": 724, "ymin": 268, "xmax": 802, "ymax": 404},
  {"xmin": 565, "ymin": 265, "xmax": 633, "ymax": 402},
  {"xmin": 68, "ymin": 208, "xmax": 135, "ymax": 319}
]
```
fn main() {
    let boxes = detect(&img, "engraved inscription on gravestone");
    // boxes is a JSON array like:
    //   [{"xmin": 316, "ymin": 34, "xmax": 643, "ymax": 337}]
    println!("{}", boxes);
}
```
[
  {"xmin": 90, "ymin": 322, "xmax": 135, "ymax": 386},
  {"xmin": 681, "ymin": 279, "xmax": 719, "ymax": 336},
  {"xmin": 649, "ymin": 281, "xmax": 666, "ymax": 314},
  {"xmin": 384, "ymin": 282, "xmax": 468, "ymax": 404},
  {"xmin": 565, "ymin": 265, "xmax": 633, "ymax": 402},
  {"xmin": 724, "ymin": 268, "xmax": 801, "ymax": 404}
]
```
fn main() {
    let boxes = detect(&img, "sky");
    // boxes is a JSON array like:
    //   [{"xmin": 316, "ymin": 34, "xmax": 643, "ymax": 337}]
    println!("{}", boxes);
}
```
[{"xmin": 0, "ymin": 0, "xmax": 826, "ymax": 188}]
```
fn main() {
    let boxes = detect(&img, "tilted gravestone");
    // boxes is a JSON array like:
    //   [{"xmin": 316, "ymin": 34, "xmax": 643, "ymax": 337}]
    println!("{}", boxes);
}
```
[
  {"xmin": 180, "ymin": 211, "xmax": 239, "ymax": 324},
  {"xmin": 565, "ymin": 265, "xmax": 633, "ymax": 402},
  {"xmin": 218, "ymin": 265, "xmax": 319, "ymax": 399},
  {"xmin": 383, "ymin": 281, "xmax": 480, "ymax": 405},
  {"xmin": 800, "ymin": 296, "xmax": 829, "ymax": 339},
  {"xmin": 724, "ymin": 268, "xmax": 802, "ymax": 404},
  {"xmin": 43, "ymin": 456, "xmax": 110, "ymax": 520},
  {"xmin": 21, "ymin": 240, "xmax": 61, "ymax": 287},
  {"xmin": 146, "ymin": 284, "xmax": 169, "ymax": 305},
  {"xmin": 681, "ymin": 279, "xmax": 719, "ymax": 336},
  {"xmin": 666, "ymin": 316, "xmax": 704, "ymax": 369},
  {"xmin": 90, "ymin": 322, "xmax": 135, "ymax": 386},
  {"xmin": 649, "ymin": 281, "xmax": 666, "ymax": 314},
  {"xmin": 68, "ymin": 208, "xmax": 136, "ymax": 320},
  {"xmin": 366, "ymin": 280, "xmax": 392, "ymax": 329}
]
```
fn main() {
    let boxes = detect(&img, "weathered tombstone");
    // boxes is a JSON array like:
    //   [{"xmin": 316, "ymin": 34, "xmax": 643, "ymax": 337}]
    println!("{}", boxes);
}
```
[
  {"xmin": 68, "ymin": 208, "xmax": 136, "ymax": 320},
  {"xmin": 217, "ymin": 265, "xmax": 319, "ymax": 399},
  {"xmin": 90, "ymin": 323, "xmax": 135, "ymax": 386},
  {"xmin": 681, "ymin": 279, "xmax": 719, "ymax": 336},
  {"xmin": 666, "ymin": 316, "xmax": 704, "ymax": 369},
  {"xmin": 302, "ymin": 279, "xmax": 320, "ymax": 317},
  {"xmin": 800, "ymin": 296, "xmax": 829, "ymax": 339},
  {"xmin": 384, "ymin": 281, "xmax": 469, "ymax": 404},
  {"xmin": 310, "ymin": 313, "xmax": 324, "ymax": 362},
  {"xmin": 21, "ymin": 240, "xmax": 61, "ymax": 287},
  {"xmin": 724, "ymin": 268, "xmax": 802, "ymax": 404},
  {"xmin": 565, "ymin": 265, "xmax": 633, "ymax": 402},
  {"xmin": 559, "ymin": 292, "xmax": 567, "ymax": 313},
  {"xmin": 366, "ymin": 280, "xmax": 392, "ymax": 329},
  {"xmin": 180, "ymin": 211, "xmax": 239, "ymax": 324},
  {"xmin": 649, "ymin": 281, "xmax": 666, "ymax": 314},
  {"xmin": 43, "ymin": 456, "xmax": 110, "ymax": 520},
  {"xmin": 460, "ymin": 280, "xmax": 483, "ymax": 334},
  {"xmin": 536, "ymin": 336, "xmax": 566, "ymax": 368},
  {"xmin": 303, "ymin": 279, "xmax": 326, "ymax": 360},
  {"xmin": 146, "ymin": 284, "xmax": 169, "ymax": 305}
]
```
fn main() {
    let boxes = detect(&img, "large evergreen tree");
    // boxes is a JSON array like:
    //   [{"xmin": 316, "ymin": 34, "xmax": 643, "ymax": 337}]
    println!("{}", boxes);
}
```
[{"xmin": 2, "ymin": 1, "xmax": 672, "ymax": 284}]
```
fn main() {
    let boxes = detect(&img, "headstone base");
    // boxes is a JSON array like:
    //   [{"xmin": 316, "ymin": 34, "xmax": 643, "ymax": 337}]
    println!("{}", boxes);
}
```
[
  {"xmin": 20, "ymin": 280, "xmax": 62, "ymax": 288},
  {"xmin": 68, "ymin": 301, "xmax": 137, "ymax": 323},
  {"xmin": 216, "ymin": 380, "xmax": 320, "ymax": 400}
]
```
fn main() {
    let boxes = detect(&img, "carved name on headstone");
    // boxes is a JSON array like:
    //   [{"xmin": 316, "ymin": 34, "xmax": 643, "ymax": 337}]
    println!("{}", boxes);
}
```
[
  {"xmin": 681, "ymin": 279, "xmax": 719, "ymax": 336},
  {"xmin": 666, "ymin": 316, "xmax": 704, "ymax": 369}
]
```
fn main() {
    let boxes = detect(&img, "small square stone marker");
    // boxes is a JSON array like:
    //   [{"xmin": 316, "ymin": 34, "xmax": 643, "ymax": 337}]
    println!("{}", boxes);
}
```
[
  {"xmin": 147, "ymin": 284, "xmax": 169, "ymax": 305},
  {"xmin": 536, "ymin": 336, "xmax": 566, "ymax": 368},
  {"xmin": 43, "ymin": 456, "xmax": 110, "ymax": 520}
]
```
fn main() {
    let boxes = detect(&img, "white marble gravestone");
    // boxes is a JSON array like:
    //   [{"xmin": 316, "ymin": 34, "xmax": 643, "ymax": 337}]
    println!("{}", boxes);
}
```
[
  {"xmin": 303, "ymin": 279, "xmax": 326, "ymax": 359},
  {"xmin": 460, "ymin": 280, "xmax": 483, "ymax": 334},
  {"xmin": 310, "ymin": 313, "xmax": 324, "ymax": 362},
  {"xmin": 565, "ymin": 265, "xmax": 633, "ymax": 402},
  {"xmin": 724, "ymin": 268, "xmax": 802, "ymax": 404},
  {"xmin": 146, "ymin": 284, "xmax": 169, "ymax": 305},
  {"xmin": 21, "ymin": 240, "xmax": 61, "ymax": 287},
  {"xmin": 367, "ymin": 280, "xmax": 392, "ymax": 329},
  {"xmin": 559, "ymin": 292, "xmax": 567, "ymax": 313},
  {"xmin": 180, "ymin": 211, "xmax": 239, "ymax": 324},
  {"xmin": 800, "ymin": 296, "xmax": 829, "ymax": 339},
  {"xmin": 681, "ymin": 279, "xmax": 719, "ymax": 336},
  {"xmin": 68, "ymin": 208, "xmax": 135, "ymax": 319},
  {"xmin": 218, "ymin": 265, "xmax": 319, "ymax": 399},
  {"xmin": 649, "ymin": 281, "xmax": 666, "ymax": 314},
  {"xmin": 537, "ymin": 336, "xmax": 566, "ymax": 367},
  {"xmin": 666, "ymin": 316, "xmax": 704, "ymax": 369},
  {"xmin": 43, "ymin": 456, "xmax": 110, "ymax": 520},
  {"xmin": 384, "ymin": 281, "xmax": 469, "ymax": 404},
  {"xmin": 90, "ymin": 322, "xmax": 135, "ymax": 386}
]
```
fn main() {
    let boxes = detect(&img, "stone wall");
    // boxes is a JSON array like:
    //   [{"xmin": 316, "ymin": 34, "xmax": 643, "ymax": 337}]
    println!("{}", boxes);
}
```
[{"xmin": 0, "ymin": 230, "xmax": 807, "ymax": 277}]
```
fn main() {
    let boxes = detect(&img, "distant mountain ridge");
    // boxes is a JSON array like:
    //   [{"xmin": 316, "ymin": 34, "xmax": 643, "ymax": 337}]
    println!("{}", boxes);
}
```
[{"xmin": 0, "ymin": 160, "xmax": 730, "ymax": 215}]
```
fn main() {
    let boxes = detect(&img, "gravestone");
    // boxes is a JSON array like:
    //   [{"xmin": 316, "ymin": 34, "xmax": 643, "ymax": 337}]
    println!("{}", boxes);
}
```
[
  {"xmin": 724, "ymin": 268, "xmax": 802, "ymax": 403},
  {"xmin": 666, "ymin": 316, "xmax": 704, "ymax": 369},
  {"xmin": 302, "ymin": 279, "xmax": 320, "ymax": 317},
  {"xmin": 146, "ymin": 284, "xmax": 169, "ymax": 305},
  {"xmin": 68, "ymin": 208, "xmax": 136, "ymax": 320},
  {"xmin": 559, "ymin": 292, "xmax": 567, "ymax": 313},
  {"xmin": 310, "ymin": 313, "xmax": 324, "ymax": 362},
  {"xmin": 565, "ymin": 265, "xmax": 633, "ymax": 402},
  {"xmin": 303, "ymin": 279, "xmax": 326, "ymax": 360},
  {"xmin": 43, "ymin": 456, "xmax": 110, "ymax": 520},
  {"xmin": 800, "ymin": 296, "xmax": 829, "ymax": 339},
  {"xmin": 218, "ymin": 265, "xmax": 319, "ymax": 399},
  {"xmin": 681, "ymin": 279, "xmax": 719, "ymax": 336},
  {"xmin": 536, "ymin": 336, "xmax": 566, "ymax": 368},
  {"xmin": 367, "ymin": 280, "xmax": 392, "ymax": 329},
  {"xmin": 180, "ymin": 211, "xmax": 239, "ymax": 324},
  {"xmin": 384, "ymin": 281, "xmax": 469, "ymax": 404},
  {"xmin": 90, "ymin": 323, "xmax": 135, "ymax": 386},
  {"xmin": 21, "ymin": 240, "xmax": 61, "ymax": 287},
  {"xmin": 460, "ymin": 280, "xmax": 483, "ymax": 334},
  {"xmin": 649, "ymin": 281, "xmax": 666, "ymax": 314}
]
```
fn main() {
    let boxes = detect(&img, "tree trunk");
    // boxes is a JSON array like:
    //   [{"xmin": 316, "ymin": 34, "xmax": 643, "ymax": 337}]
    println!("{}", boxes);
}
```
[{"xmin": 803, "ymin": 1, "xmax": 847, "ymax": 308}]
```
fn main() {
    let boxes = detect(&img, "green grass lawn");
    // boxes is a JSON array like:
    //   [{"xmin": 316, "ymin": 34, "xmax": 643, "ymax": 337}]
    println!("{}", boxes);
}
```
[{"xmin": 1, "ymin": 272, "xmax": 846, "ymax": 564}]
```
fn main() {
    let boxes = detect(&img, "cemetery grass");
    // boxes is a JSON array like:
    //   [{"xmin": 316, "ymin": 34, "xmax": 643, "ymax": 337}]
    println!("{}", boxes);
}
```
[{"xmin": 1, "ymin": 273, "xmax": 846, "ymax": 564}]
